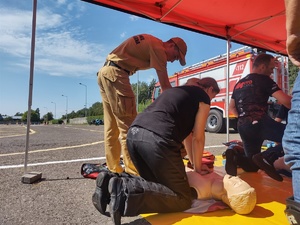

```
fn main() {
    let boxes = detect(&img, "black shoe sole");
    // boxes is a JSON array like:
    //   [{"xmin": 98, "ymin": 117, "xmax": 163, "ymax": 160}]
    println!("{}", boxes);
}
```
[
  {"xmin": 285, "ymin": 197, "xmax": 300, "ymax": 225},
  {"xmin": 92, "ymin": 172, "xmax": 114, "ymax": 215},
  {"xmin": 108, "ymin": 177, "xmax": 124, "ymax": 225},
  {"xmin": 252, "ymin": 154, "xmax": 283, "ymax": 182},
  {"xmin": 225, "ymin": 148, "xmax": 238, "ymax": 176}
]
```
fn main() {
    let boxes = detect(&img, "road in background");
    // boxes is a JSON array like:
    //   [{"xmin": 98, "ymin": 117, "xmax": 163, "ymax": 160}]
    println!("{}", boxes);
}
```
[{"xmin": 0, "ymin": 124, "xmax": 240, "ymax": 225}]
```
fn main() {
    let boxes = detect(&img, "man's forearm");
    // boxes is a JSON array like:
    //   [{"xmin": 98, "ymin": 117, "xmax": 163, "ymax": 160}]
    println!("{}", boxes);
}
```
[
  {"xmin": 285, "ymin": 0, "xmax": 300, "ymax": 67},
  {"xmin": 285, "ymin": 0, "xmax": 300, "ymax": 35}
]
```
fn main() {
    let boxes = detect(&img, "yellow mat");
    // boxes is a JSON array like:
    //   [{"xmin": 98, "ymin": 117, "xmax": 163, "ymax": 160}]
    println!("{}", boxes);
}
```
[{"xmin": 142, "ymin": 156, "xmax": 293, "ymax": 225}]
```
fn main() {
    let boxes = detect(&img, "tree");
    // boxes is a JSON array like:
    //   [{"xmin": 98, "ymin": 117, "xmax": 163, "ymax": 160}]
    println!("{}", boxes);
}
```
[
  {"xmin": 13, "ymin": 79, "xmax": 158, "ymax": 120},
  {"xmin": 69, "ymin": 110, "xmax": 77, "ymax": 119},
  {"xmin": 22, "ymin": 109, "xmax": 40, "ymax": 122},
  {"xmin": 131, "ymin": 79, "xmax": 157, "ymax": 105},
  {"xmin": 4, "ymin": 116, "xmax": 12, "ymax": 122},
  {"xmin": 43, "ymin": 112, "xmax": 53, "ymax": 122},
  {"xmin": 89, "ymin": 102, "xmax": 103, "ymax": 116},
  {"xmin": 132, "ymin": 81, "xmax": 150, "ymax": 104},
  {"xmin": 76, "ymin": 108, "xmax": 86, "ymax": 117},
  {"xmin": 148, "ymin": 78, "xmax": 157, "ymax": 99},
  {"xmin": 35, "ymin": 108, "xmax": 40, "ymax": 120}
]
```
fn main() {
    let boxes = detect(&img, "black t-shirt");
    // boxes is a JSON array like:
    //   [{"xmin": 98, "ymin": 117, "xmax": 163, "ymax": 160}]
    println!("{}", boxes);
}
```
[
  {"xmin": 231, "ymin": 73, "xmax": 281, "ymax": 122},
  {"xmin": 131, "ymin": 86, "xmax": 211, "ymax": 143}
]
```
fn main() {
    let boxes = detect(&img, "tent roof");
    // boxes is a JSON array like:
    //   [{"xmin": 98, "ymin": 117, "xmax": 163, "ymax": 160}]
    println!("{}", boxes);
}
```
[{"xmin": 82, "ymin": 0, "xmax": 287, "ymax": 55}]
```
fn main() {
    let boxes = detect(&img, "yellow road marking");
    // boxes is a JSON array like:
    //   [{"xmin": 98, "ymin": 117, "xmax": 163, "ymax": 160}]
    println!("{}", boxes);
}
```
[{"xmin": 0, "ymin": 127, "xmax": 35, "ymax": 138}]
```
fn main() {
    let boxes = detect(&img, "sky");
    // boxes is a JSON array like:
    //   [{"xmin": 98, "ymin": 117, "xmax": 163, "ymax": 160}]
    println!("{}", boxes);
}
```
[{"xmin": 0, "ymin": 0, "xmax": 243, "ymax": 119}]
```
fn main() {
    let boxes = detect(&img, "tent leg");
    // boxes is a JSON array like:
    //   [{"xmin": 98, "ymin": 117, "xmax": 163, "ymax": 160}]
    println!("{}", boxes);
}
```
[
  {"xmin": 225, "ymin": 32, "xmax": 231, "ymax": 142},
  {"xmin": 22, "ymin": 0, "xmax": 42, "ymax": 184}
]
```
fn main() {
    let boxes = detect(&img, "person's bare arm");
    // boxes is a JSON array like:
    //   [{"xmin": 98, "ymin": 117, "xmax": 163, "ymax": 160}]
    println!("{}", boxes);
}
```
[
  {"xmin": 229, "ymin": 98, "xmax": 238, "ymax": 117},
  {"xmin": 183, "ymin": 132, "xmax": 193, "ymax": 164},
  {"xmin": 192, "ymin": 102, "xmax": 210, "ymax": 174},
  {"xmin": 156, "ymin": 70, "xmax": 172, "ymax": 92},
  {"xmin": 272, "ymin": 90, "xmax": 292, "ymax": 109},
  {"xmin": 285, "ymin": 0, "xmax": 300, "ymax": 67}
]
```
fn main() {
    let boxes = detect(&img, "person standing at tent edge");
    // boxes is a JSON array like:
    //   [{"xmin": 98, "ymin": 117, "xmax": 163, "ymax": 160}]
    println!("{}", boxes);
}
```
[
  {"xmin": 283, "ymin": 0, "xmax": 300, "ymax": 224},
  {"xmin": 97, "ymin": 34, "xmax": 187, "ymax": 175}
]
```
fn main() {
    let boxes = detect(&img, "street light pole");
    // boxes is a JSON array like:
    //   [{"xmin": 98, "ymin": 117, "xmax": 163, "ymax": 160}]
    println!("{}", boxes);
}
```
[
  {"xmin": 79, "ymin": 82, "xmax": 87, "ymax": 117},
  {"xmin": 51, "ymin": 101, "xmax": 56, "ymax": 119},
  {"xmin": 43, "ymin": 107, "xmax": 48, "ymax": 124},
  {"xmin": 62, "ymin": 95, "xmax": 68, "ymax": 124}
]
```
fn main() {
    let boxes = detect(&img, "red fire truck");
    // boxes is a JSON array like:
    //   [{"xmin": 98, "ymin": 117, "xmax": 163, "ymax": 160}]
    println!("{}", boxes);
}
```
[{"xmin": 152, "ymin": 46, "xmax": 290, "ymax": 133}]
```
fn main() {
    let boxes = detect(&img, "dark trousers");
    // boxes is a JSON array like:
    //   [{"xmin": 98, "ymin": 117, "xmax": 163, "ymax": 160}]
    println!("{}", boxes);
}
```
[
  {"xmin": 124, "ymin": 126, "xmax": 192, "ymax": 216},
  {"xmin": 237, "ymin": 115, "xmax": 286, "ymax": 171}
]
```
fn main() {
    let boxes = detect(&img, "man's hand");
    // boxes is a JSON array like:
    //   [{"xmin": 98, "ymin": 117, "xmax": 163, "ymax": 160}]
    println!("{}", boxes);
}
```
[
  {"xmin": 199, "ymin": 164, "xmax": 213, "ymax": 175},
  {"xmin": 287, "ymin": 34, "xmax": 300, "ymax": 67}
]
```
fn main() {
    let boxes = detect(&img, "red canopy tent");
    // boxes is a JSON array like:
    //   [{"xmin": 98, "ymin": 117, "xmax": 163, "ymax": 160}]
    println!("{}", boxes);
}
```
[
  {"xmin": 81, "ymin": 0, "xmax": 288, "ymax": 141},
  {"xmin": 23, "ymin": 0, "xmax": 288, "ymax": 174},
  {"xmin": 82, "ymin": 0, "xmax": 287, "ymax": 55}
]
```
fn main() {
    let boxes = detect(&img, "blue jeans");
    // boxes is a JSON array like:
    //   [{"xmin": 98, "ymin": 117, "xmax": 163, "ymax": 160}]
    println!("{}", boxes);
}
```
[{"xmin": 283, "ymin": 72, "xmax": 300, "ymax": 202}]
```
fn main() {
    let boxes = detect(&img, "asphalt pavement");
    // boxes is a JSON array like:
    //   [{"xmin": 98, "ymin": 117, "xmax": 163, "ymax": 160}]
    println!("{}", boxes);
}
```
[{"xmin": 0, "ymin": 124, "xmax": 239, "ymax": 225}]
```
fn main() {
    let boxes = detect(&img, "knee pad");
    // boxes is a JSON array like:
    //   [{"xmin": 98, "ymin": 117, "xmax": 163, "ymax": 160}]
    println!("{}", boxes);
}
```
[{"xmin": 285, "ymin": 196, "xmax": 300, "ymax": 225}]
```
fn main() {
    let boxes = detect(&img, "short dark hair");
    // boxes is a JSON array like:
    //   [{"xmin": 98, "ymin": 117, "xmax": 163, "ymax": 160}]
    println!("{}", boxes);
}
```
[
  {"xmin": 253, "ymin": 53, "xmax": 274, "ymax": 68},
  {"xmin": 199, "ymin": 77, "xmax": 220, "ymax": 94},
  {"xmin": 186, "ymin": 77, "xmax": 220, "ymax": 94}
]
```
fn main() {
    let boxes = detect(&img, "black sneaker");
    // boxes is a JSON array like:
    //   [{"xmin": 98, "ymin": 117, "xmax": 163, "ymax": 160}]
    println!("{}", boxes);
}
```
[
  {"xmin": 225, "ymin": 148, "xmax": 238, "ymax": 176},
  {"xmin": 252, "ymin": 153, "xmax": 283, "ymax": 182},
  {"xmin": 92, "ymin": 171, "xmax": 118, "ymax": 215},
  {"xmin": 108, "ymin": 177, "xmax": 126, "ymax": 225},
  {"xmin": 285, "ymin": 196, "xmax": 300, "ymax": 225}
]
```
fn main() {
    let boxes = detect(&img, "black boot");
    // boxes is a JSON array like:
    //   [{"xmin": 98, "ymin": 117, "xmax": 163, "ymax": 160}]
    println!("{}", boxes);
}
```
[
  {"xmin": 225, "ymin": 147, "xmax": 238, "ymax": 176},
  {"xmin": 285, "ymin": 196, "xmax": 300, "ymax": 225},
  {"xmin": 108, "ymin": 177, "xmax": 126, "ymax": 225},
  {"xmin": 92, "ymin": 171, "xmax": 118, "ymax": 216},
  {"xmin": 252, "ymin": 153, "xmax": 283, "ymax": 182}
]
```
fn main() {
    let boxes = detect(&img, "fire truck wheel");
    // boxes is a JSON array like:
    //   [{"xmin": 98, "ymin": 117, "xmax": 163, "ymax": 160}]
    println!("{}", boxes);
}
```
[{"xmin": 206, "ymin": 109, "xmax": 226, "ymax": 133}]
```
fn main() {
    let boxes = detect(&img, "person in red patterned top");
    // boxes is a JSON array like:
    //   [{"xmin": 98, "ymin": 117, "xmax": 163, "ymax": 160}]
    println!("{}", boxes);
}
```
[{"xmin": 227, "ymin": 53, "xmax": 291, "ymax": 181}]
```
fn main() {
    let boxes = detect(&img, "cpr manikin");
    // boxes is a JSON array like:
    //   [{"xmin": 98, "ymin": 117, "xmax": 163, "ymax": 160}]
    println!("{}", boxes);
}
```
[{"xmin": 186, "ymin": 170, "xmax": 257, "ymax": 214}]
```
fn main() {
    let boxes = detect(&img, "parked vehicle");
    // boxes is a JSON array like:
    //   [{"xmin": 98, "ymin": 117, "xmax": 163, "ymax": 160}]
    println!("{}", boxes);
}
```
[
  {"xmin": 152, "ymin": 46, "xmax": 290, "ymax": 133},
  {"xmin": 89, "ymin": 119, "xmax": 104, "ymax": 125}
]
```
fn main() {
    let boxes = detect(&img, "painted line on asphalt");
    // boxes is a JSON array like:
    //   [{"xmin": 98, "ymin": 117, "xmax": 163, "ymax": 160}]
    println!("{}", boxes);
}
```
[
  {"xmin": 0, "ymin": 133, "xmax": 26, "ymax": 138},
  {"xmin": 0, "ymin": 144, "xmax": 225, "ymax": 170},
  {"xmin": 67, "ymin": 126, "xmax": 104, "ymax": 132},
  {"xmin": 0, "ymin": 141, "xmax": 104, "ymax": 157},
  {"xmin": 0, "ymin": 157, "xmax": 106, "ymax": 169},
  {"xmin": 0, "ymin": 143, "xmax": 223, "ymax": 157},
  {"xmin": 204, "ymin": 145, "xmax": 224, "ymax": 149},
  {"xmin": 0, "ymin": 125, "xmax": 101, "ymax": 139},
  {"xmin": 0, "ymin": 128, "xmax": 36, "ymax": 138}
]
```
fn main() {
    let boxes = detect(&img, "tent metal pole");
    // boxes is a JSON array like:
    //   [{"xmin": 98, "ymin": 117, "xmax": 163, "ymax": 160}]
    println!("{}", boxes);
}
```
[
  {"xmin": 226, "ymin": 28, "xmax": 231, "ymax": 142},
  {"xmin": 24, "ymin": 0, "xmax": 37, "ymax": 174}
]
